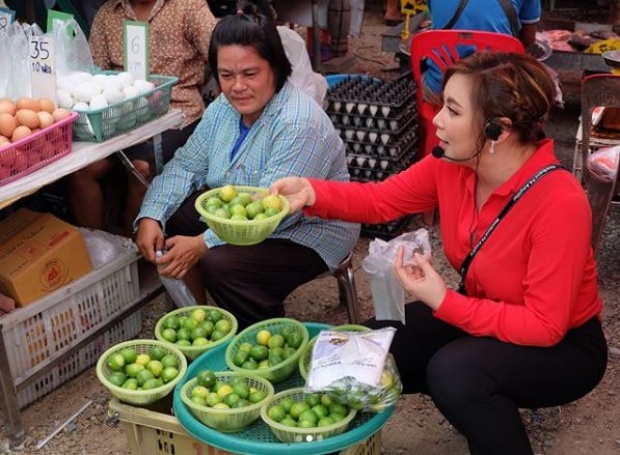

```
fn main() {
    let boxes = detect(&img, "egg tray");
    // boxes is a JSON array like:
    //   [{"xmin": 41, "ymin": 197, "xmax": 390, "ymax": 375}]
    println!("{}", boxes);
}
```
[
  {"xmin": 332, "ymin": 106, "xmax": 418, "ymax": 140},
  {"xmin": 325, "ymin": 72, "xmax": 416, "ymax": 120},
  {"xmin": 72, "ymin": 73, "xmax": 178, "ymax": 143},
  {"xmin": 346, "ymin": 137, "xmax": 418, "ymax": 173},
  {"xmin": 348, "ymin": 147, "xmax": 417, "ymax": 183},
  {"xmin": 0, "ymin": 112, "xmax": 78, "ymax": 187},
  {"xmin": 339, "ymin": 116, "xmax": 419, "ymax": 151},
  {"xmin": 361, "ymin": 215, "xmax": 415, "ymax": 240}
]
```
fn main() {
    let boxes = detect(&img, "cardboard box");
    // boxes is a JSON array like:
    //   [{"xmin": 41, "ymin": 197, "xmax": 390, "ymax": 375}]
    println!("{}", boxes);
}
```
[{"xmin": 0, "ymin": 209, "xmax": 93, "ymax": 307}]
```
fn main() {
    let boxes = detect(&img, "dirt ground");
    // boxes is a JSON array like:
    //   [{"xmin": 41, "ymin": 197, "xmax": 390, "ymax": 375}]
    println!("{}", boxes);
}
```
[{"xmin": 2, "ymin": 1, "xmax": 620, "ymax": 454}]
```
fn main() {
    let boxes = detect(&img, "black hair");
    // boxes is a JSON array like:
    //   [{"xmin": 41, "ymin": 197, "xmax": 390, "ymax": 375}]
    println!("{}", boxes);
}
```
[{"xmin": 208, "ymin": 1, "xmax": 292, "ymax": 92}]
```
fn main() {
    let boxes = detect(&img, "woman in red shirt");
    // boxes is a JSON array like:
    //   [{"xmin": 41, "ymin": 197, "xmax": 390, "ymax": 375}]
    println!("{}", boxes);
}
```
[{"xmin": 271, "ymin": 52, "xmax": 607, "ymax": 455}]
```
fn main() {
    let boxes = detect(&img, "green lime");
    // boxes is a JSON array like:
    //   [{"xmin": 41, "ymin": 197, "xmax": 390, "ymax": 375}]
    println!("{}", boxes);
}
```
[
  {"xmin": 285, "ymin": 331, "xmax": 303, "ymax": 349},
  {"xmin": 299, "ymin": 409, "xmax": 319, "ymax": 425},
  {"xmin": 146, "ymin": 360, "xmax": 164, "ymax": 377},
  {"xmin": 121, "ymin": 378, "xmax": 138, "ymax": 390},
  {"xmin": 329, "ymin": 402, "xmax": 348, "ymax": 417},
  {"xmin": 161, "ymin": 328, "xmax": 177, "ymax": 343},
  {"xmin": 280, "ymin": 416, "xmax": 297, "ymax": 427},
  {"xmin": 183, "ymin": 318, "xmax": 199, "ymax": 332},
  {"xmin": 233, "ymin": 398, "xmax": 250, "ymax": 408},
  {"xmin": 163, "ymin": 316, "xmax": 180, "ymax": 330},
  {"xmin": 206, "ymin": 392, "xmax": 221, "ymax": 407},
  {"xmin": 249, "ymin": 345, "xmax": 269, "ymax": 362},
  {"xmin": 305, "ymin": 393, "xmax": 321, "ymax": 408},
  {"xmin": 120, "ymin": 347, "xmax": 138, "ymax": 364},
  {"xmin": 268, "ymin": 353, "xmax": 284, "ymax": 367},
  {"xmin": 248, "ymin": 390, "xmax": 267, "ymax": 403},
  {"xmin": 289, "ymin": 402, "xmax": 310, "ymax": 420},
  {"xmin": 148, "ymin": 346, "xmax": 166, "ymax": 361},
  {"xmin": 318, "ymin": 417, "xmax": 335, "ymax": 427},
  {"xmin": 231, "ymin": 381, "xmax": 250, "ymax": 399},
  {"xmin": 161, "ymin": 367, "xmax": 179, "ymax": 383},
  {"xmin": 191, "ymin": 326, "xmax": 208, "ymax": 340},
  {"xmin": 280, "ymin": 326, "xmax": 294, "ymax": 338},
  {"xmin": 223, "ymin": 393, "xmax": 241, "ymax": 408},
  {"xmin": 268, "ymin": 405, "xmax": 286, "ymax": 422},
  {"xmin": 190, "ymin": 308, "xmax": 207, "ymax": 322},
  {"xmin": 264, "ymin": 206, "xmax": 281, "ymax": 218},
  {"xmin": 197, "ymin": 370, "xmax": 217, "ymax": 389},
  {"xmin": 108, "ymin": 371, "xmax": 126, "ymax": 387},
  {"xmin": 136, "ymin": 369, "xmax": 155, "ymax": 387},
  {"xmin": 161, "ymin": 354, "xmax": 179, "ymax": 369},
  {"xmin": 329, "ymin": 412, "xmax": 345, "ymax": 422},
  {"xmin": 311, "ymin": 404, "xmax": 329, "ymax": 419},
  {"xmin": 219, "ymin": 184, "xmax": 237, "ymax": 202},
  {"xmin": 214, "ymin": 318, "xmax": 232, "ymax": 334},
  {"xmin": 191, "ymin": 385, "xmax": 210, "ymax": 400},
  {"xmin": 216, "ymin": 384, "xmax": 233, "ymax": 399},
  {"xmin": 279, "ymin": 397, "xmax": 295, "ymax": 413},
  {"xmin": 241, "ymin": 360, "xmax": 258, "ymax": 370},
  {"xmin": 191, "ymin": 395, "xmax": 207, "ymax": 407},
  {"xmin": 233, "ymin": 349, "xmax": 250, "ymax": 367},
  {"xmin": 210, "ymin": 330, "xmax": 226, "ymax": 342},
  {"xmin": 205, "ymin": 196, "xmax": 223, "ymax": 208},
  {"xmin": 192, "ymin": 337, "xmax": 210, "ymax": 347},
  {"xmin": 176, "ymin": 339, "xmax": 191, "ymax": 347},
  {"xmin": 124, "ymin": 363, "xmax": 145, "ymax": 378},
  {"xmin": 238, "ymin": 342, "xmax": 253, "ymax": 353},
  {"xmin": 176, "ymin": 328, "xmax": 191, "ymax": 341},
  {"xmin": 200, "ymin": 320, "xmax": 214, "ymax": 337},
  {"xmin": 298, "ymin": 419, "xmax": 317, "ymax": 428},
  {"xmin": 267, "ymin": 334, "xmax": 285, "ymax": 349},
  {"xmin": 142, "ymin": 377, "xmax": 164, "ymax": 390},
  {"xmin": 207, "ymin": 309, "xmax": 223, "ymax": 323},
  {"xmin": 106, "ymin": 353, "xmax": 125, "ymax": 372}
]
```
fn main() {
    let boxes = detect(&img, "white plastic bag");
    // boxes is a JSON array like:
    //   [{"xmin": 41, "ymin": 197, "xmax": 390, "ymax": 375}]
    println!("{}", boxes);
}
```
[
  {"xmin": 155, "ymin": 250, "xmax": 197, "ymax": 308},
  {"xmin": 361, "ymin": 228, "xmax": 431, "ymax": 324},
  {"xmin": 79, "ymin": 228, "xmax": 137, "ymax": 268},
  {"xmin": 589, "ymin": 145, "xmax": 620, "ymax": 181},
  {"xmin": 53, "ymin": 19, "xmax": 94, "ymax": 77}
]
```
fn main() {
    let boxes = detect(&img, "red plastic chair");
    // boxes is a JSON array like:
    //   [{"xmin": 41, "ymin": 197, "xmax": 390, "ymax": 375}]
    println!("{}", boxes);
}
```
[{"xmin": 409, "ymin": 30, "xmax": 525, "ymax": 159}]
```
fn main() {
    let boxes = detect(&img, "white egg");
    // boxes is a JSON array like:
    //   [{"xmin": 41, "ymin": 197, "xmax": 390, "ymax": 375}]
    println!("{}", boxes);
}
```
[
  {"xmin": 74, "ymin": 82, "xmax": 103, "ymax": 103},
  {"xmin": 56, "ymin": 89, "xmax": 74, "ymax": 109},
  {"xmin": 135, "ymin": 97, "xmax": 151, "ymax": 122},
  {"xmin": 102, "ymin": 87, "xmax": 124, "ymax": 105},
  {"xmin": 122, "ymin": 85, "xmax": 140, "ymax": 100},
  {"xmin": 92, "ymin": 74, "xmax": 109, "ymax": 85},
  {"xmin": 117, "ymin": 71, "xmax": 135, "ymax": 88},
  {"xmin": 71, "ymin": 71, "xmax": 94, "ymax": 85},
  {"xmin": 57, "ymin": 77, "xmax": 73, "ymax": 94},
  {"xmin": 72, "ymin": 102, "xmax": 90, "ymax": 112},
  {"xmin": 133, "ymin": 79, "xmax": 156, "ymax": 95},
  {"xmin": 101, "ymin": 76, "xmax": 124, "ymax": 93},
  {"xmin": 89, "ymin": 94, "xmax": 108, "ymax": 110}
]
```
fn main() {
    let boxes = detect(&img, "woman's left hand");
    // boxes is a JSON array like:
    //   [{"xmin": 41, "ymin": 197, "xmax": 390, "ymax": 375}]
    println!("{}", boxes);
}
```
[
  {"xmin": 393, "ymin": 247, "xmax": 447, "ymax": 311},
  {"xmin": 156, "ymin": 235, "xmax": 207, "ymax": 279}
]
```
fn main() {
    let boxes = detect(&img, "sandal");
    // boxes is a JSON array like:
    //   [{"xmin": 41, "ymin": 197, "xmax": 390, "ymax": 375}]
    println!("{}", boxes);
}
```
[{"xmin": 385, "ymin": 18, "xmax": 404, "ymax": 26}]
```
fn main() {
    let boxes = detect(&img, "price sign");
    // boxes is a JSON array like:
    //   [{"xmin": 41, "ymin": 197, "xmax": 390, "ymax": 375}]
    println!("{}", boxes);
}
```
[
  {"xmin": 124, "ymin": 21, "xmax": 150, "ymax": 81},
  {"xmin": 29, "ymin": 35, "xmax": 57, "ymax": 103},
  {"xmin": 0, "ymin": 7, "xmax": 16, "ymax": 31}
]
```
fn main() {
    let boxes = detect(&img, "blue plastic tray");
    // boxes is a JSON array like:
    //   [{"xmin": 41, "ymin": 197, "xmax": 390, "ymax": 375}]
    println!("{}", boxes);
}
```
[{"xmin": 173, "ymin": 322, "xmax": 394, "ymax": 455}]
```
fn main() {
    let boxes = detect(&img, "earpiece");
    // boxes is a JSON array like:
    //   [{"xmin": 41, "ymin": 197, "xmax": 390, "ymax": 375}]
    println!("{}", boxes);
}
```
[{"xmin": 483, "ymin": 119, "xmax": 502, "ymax": 141}]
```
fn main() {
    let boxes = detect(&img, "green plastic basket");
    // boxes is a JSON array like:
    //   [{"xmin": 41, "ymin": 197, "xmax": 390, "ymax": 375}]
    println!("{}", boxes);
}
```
[
  {"xmin": 72, "ymin": 72, "xmax": 178, "ymax": 142},
  {"xmin": 194, "ymin": 186, "xmax": 289, "ymax": 246},
  {"xmin": 154, "ymin": 306, "xmax": 238, "ymax": 361},
  {"xmin": 299, "ymin": 324, "xmax": 371, "ymax": 381},
  {"xmin": 180, "ymin": 371, "xmax": 274, "ymax": 433},
  {"xmin": 96, "ymin": 339, "xmax": 187, "ymax": 406},
  {"xmin": 260, "ymin": 387, "xmax": 357, "ymax": 443},
  {"xmin": 225, "ymin": 318, "xmax": 309, "ymax": 383}
]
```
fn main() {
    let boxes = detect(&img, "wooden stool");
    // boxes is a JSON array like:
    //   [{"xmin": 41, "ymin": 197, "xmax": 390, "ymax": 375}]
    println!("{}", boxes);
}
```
[{"xmin": 316, "ymin": 252, "xmax": 361, "ymax": 324}]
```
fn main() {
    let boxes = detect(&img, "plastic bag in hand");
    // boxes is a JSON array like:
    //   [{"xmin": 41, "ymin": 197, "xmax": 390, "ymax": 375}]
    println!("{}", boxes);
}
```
[
  {"xmin": 156, "ymin": 250, "xmax": 197, "ymax": 308},
  {"xmin": 361, "ymin": 228, "xmax": 431, "ymax": 324}
]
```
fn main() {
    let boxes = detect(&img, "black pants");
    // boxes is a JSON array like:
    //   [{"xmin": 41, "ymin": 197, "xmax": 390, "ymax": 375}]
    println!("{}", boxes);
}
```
[
  {"xmin": 167, "ymin": 191, "xmax": 328, "ymax": 329},
  {"xmin": 366, "ymin": 303, "xmax": 608, "ymax": 455}
]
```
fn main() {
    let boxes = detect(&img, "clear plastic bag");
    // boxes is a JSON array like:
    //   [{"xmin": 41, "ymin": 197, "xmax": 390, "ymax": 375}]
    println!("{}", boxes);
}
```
[
  {"xmin": 53, "ymin": 18, "xmax": 94, "ymax": 77},
  {"xmin": 305, "ymin": 327, "xmax": 402, "ymax": 412},
  {"xmin": 155, "ymin": 250, "xmax": 197, "ymax": 308},
  {"xmin": 79, "ymin": 228, "xmax": 136, "ymax": 268},
  {"xmin": 361, "ymin": 228, "xmax": 431, "ymax": 324},
  {"xmin": 589, "ymin": 145, "xmax": 620, "ymax": 181}
]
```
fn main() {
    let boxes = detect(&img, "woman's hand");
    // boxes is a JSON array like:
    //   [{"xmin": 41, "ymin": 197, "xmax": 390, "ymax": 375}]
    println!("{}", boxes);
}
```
[
  {"xmin": 156, "ymin": 235, "xmax": 207, "ymax": 279},
  {"xmin": 135, "ymin": 218, "xmax": 165, "ymax": 263},
  {"xmin": 270, "ymin": 177, "xmax": 316, "ymax": 212},
  {"xmin": 393, "ymin": 247, "xmax": 447, "ymax": 311}
]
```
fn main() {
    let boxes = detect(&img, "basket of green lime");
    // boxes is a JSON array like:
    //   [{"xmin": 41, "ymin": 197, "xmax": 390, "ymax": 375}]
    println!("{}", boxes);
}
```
[
  {"xmin": 154, "ymin": 306, "xmax": 238, "ymax": 361},
  {"xmin": 96, "ymin": 339, "xmax": 187, "ymax": 406}
]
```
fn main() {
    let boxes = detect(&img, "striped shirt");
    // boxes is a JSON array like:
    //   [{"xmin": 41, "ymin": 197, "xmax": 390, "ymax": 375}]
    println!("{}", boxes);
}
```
[{"xmin": 138, "ymin": 82, "xmax": 360, "ymax": 270}]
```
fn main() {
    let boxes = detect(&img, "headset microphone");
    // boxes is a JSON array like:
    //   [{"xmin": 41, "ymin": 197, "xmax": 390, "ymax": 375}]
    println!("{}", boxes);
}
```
[
  {"xmin": 431, "ymin": 145, "xmax": 483, "ymax": 162},
  {"xmin": 431, "ymin": 118, "xmax": 502, "ymax": 161}
]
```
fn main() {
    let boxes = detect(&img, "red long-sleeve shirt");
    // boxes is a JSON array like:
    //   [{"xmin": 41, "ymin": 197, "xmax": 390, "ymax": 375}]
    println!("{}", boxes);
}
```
[{"xmin": 306, "ymin": 139, "xmax": 602, "ymax": 347}]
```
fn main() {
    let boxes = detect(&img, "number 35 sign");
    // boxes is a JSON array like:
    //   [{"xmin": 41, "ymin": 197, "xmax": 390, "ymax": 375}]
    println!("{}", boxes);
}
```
[{"xmin": 29, "ymin": 35, "xmax": 57, "ymax": 102}]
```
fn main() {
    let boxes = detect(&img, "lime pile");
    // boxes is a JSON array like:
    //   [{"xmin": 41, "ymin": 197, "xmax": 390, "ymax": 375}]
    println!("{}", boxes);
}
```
[
  {"xmin": 159, "ymin": 307, "xmax": 233, "ymax": 347},
  {"xmin": 203, "ymin": 184, "xmax": 284, "ymax": 221},
  {"xmin": 105, "ymin": 345, "xmax": 180, "ymax": 390},
  {"xmin": 266, "ymin": 393, "xmax": 351, "ymax": 429},
  {"xmin": 187, "ymin": 370, "xmax": 269, "ymax": 410},
  {"xmin": 231, "ymin": 326, "xmax": 304, "ymax": 371}
]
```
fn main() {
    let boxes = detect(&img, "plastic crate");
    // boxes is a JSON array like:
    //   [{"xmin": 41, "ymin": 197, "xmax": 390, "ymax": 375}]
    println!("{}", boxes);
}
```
[
  {"xmin": 72, "ymin": 73, "xmax": 178, "ymax": 142},
  {"xmin": 0, "ymin": 239, "xmax": 141, "ymax": 408},
  {"xmin": 0, "ymin": 112, "xmax": 78, "ymax": 187},
  {"xmin": 108, "ymin": 396, "xmax": 381, "ymax": 455}
]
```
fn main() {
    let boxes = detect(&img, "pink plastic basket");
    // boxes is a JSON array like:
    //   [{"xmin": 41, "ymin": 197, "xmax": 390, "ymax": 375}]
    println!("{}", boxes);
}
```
[{"xmin": 0, "ymin": 112, "xmax": 78, "ymax": 187}]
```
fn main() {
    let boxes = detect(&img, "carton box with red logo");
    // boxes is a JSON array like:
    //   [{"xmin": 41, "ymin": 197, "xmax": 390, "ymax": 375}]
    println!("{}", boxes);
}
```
[{"xmin": 0, "ymin": 208, "xmax": 92, "ymax": 307}]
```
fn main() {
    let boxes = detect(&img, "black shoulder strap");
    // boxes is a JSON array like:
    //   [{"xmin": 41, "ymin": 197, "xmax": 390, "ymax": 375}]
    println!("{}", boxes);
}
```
[
  {"xmin": 443, "ymin": 0, "xmax": 469, "ymax": 30},
  {"xmin": 497, "ymin": 0, "xmax": 520, "ymax": 37}
]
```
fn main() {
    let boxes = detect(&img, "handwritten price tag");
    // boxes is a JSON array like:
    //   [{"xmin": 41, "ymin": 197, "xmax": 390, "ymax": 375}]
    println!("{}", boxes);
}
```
[
  {"xmin": 124, "ymin": 21, "xmax": 150, "ymax": 81},
  {"xmin": 0, "ymin": 7, "xmax": 16, "ymax": 30},
  {"xmin": 29, "ymin": 35, "xmax": 57, "ymax": 103}
]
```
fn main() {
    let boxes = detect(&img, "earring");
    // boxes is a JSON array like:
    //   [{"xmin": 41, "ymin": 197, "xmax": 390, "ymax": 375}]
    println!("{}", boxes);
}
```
[{"xmin": 489, "ymin": 141, "xmax": 496, "ymax": 154}]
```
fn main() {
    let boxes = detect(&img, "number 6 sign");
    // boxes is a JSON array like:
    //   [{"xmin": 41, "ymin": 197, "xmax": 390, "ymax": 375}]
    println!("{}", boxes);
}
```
[{"xmin": 124, "ymin": 21, "xmax": 150, "ymax": 82}]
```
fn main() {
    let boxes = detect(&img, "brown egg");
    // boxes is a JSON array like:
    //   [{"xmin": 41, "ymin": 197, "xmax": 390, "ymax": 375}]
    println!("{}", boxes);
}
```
[
  {"xmin": 15, "ymin": 109, "xmax": 40, "ymax": 129},
  {"xmin": 37, "ymin": 111, "xmax": 55, "ymax": 129},
  {"xmin": 0, "ymin": 135, "xmax": 10, "ymax": 148},
  {"xmin": 0, "ymin": 113, "xmax": 17, "ymax": 138},
  {"xmin": 0, "ymin": 100, "xmax": 16, "ymax": 116},
  {"xmin": 38, "ymin": 98, "xmax": 56, "ymax": 114},
  {"xmin": 11, "ymin": 125, "xmax": 32, "ymax": 142},
  {"xmin": 15, "ymin": 97, "xmax": 40, "ymax": 112},
  {"xmin": 52, "ymin": 108, "xmax": 71, "ymax": 122}
]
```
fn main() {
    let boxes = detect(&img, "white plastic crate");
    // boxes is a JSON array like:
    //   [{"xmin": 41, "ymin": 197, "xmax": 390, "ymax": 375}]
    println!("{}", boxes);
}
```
[{"xmin": 0, "ymin": 241, "xmax": 142, "ymax": 408}]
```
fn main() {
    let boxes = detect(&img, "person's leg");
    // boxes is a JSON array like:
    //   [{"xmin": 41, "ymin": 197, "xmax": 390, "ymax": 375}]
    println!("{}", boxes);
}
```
[
  {"xmin": 124, "ymin": 158, "xmax": 150, "ymax": 237},
  {"xmin": 199, "ymin": 240, "xmax": 328, "ymax": 329},
  {"xmin": 426, "ymin": 318, "xmax": 607, "ymax": 455},
  {"xmin": 365, "ymin": 302, "xmax": 467, "ymax": 394},
  {"xmin": 384, "ymin": 0, "xmax": 402, "ymax": 24},
  {"xmin": 66, "ymin": 158, "xmax": 114, "ymax": 229}
]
